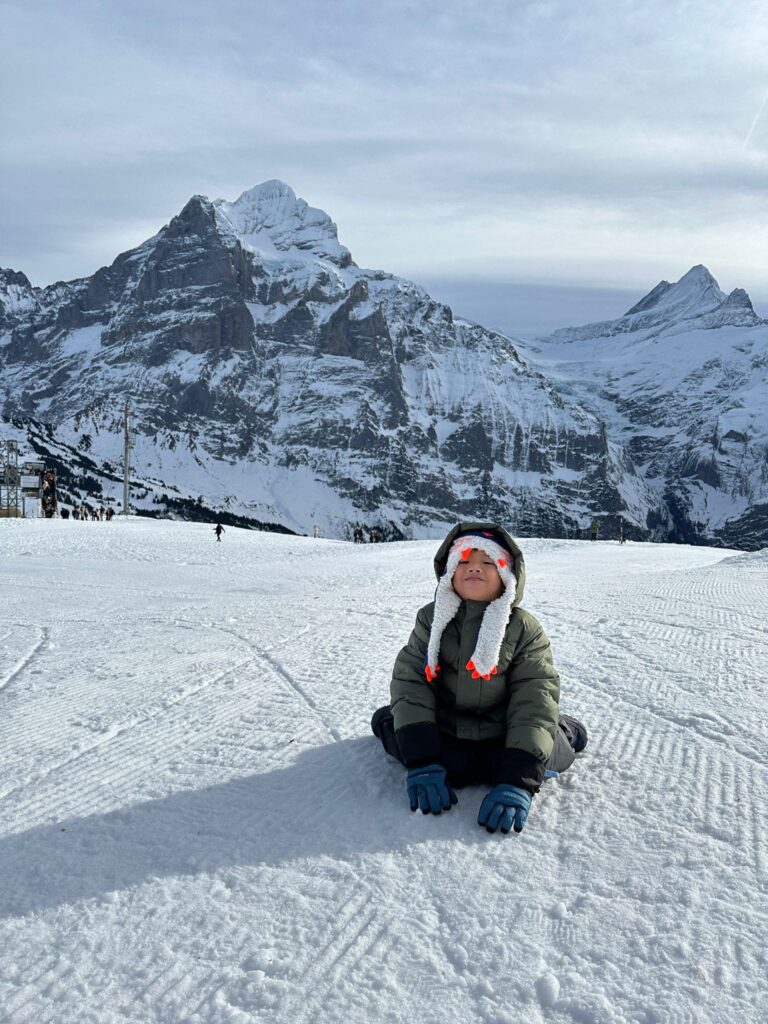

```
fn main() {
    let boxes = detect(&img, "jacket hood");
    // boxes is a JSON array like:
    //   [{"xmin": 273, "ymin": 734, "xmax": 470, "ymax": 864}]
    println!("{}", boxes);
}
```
[{"xmin": 433, "ymin": 521, "xmax": 525, "ymax": 605}]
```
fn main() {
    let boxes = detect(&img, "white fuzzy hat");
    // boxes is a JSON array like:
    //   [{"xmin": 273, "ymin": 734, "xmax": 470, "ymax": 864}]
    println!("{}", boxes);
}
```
[{"xmin": 425, "ymin": 532, "xmax": 516, "ymax": 682}]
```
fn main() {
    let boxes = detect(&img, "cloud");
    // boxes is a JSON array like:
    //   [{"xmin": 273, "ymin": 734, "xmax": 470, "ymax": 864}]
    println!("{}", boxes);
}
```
[{"xmin": 2, "ymin": 0, "xmax": 767, "ymax": 291}]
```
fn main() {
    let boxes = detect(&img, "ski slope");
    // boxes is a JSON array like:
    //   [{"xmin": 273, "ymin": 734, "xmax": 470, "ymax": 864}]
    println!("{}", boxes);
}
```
[{"xmin": 0, "ymin": 519, "xmax": 766, "ymax": 1024}]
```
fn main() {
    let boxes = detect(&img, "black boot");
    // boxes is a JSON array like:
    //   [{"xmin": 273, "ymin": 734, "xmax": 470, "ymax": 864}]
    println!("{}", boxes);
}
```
[
  {"xmin": 560, "ymin": 714, "xmax": 588, "ymax": 753},
  {"xmin": 371, "ymin": 706, "xmax": 402, "ymax": 760}
]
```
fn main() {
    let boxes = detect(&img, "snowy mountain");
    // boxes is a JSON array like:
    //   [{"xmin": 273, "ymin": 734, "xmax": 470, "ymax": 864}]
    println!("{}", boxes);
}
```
[
  {"xmin": 517, "ymin": 266, "xmax": 768, "ymax": 549},
  {"xmin": 1, "ymin": 184, "xmax": 765, "ymax": 546},
  {"xmin": 1, "ymin": 519, "xmax": 766, "ymax": 1022},
  {"xmin": 0, "ymin": 180, "xmax": 659, "ymax": 540}
]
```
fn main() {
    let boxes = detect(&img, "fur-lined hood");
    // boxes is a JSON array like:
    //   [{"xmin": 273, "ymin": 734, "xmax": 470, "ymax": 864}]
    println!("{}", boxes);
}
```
[{"xmin": 432, "ymin": 521, "xmax": 526, "ymax": 607}]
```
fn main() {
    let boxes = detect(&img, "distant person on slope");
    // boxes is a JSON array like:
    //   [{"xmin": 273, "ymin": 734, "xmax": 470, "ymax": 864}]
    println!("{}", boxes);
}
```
[
  {"xmin": 371, "ymin": 522, "xmax": 587, "ymax": 836},
  {"xmin": 590, "ymin": 518, "xmax": 600, "ymax": 541},
  {"xmin": 214, "ymin": 523, "xmax": 225, "ymax": 542}
]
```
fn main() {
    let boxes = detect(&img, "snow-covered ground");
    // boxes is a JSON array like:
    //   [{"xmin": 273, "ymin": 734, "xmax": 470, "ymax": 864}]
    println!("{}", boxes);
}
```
[{"xmin": 1, "ymin": 519, "xmax": 766, "ymax": 1024}]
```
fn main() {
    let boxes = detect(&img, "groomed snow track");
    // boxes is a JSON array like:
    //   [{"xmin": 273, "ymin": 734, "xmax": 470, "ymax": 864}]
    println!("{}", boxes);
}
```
[{"xmin": 0, "ymin": 519, "xmax": 766, "ymax": 1023}]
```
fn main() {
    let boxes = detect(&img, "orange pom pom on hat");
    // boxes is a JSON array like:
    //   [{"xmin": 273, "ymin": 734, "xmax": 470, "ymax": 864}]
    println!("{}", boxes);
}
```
[{"xmin": 425, "ymin": 531, "xmax": 517, "ymax": 682}]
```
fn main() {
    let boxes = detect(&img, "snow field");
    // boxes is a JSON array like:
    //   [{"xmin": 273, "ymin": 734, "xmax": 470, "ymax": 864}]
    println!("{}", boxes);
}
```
[{"xmin": 0, "ymin": 519, "xmax": 766, "ymax": 1023}]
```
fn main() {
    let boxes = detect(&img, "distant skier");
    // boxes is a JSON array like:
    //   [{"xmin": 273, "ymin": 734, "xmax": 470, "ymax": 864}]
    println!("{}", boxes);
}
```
[
  {"xmin": 214, "ymin": 523, "xmax": 225, "ymax": 542},
  {"xmin": 590, "ymin": 518, "xmax": 600, "ymax": 542},
  {"xmin": 371, "ymin": 522, "xmax": 587, "ymax": 835},
  {"xmin": 619, "ymin": 519, "xmax": 626, "ymax": 544},
  {"xmin": 353, "ymin": 527, "xmax": 364, "ymax": 544}
]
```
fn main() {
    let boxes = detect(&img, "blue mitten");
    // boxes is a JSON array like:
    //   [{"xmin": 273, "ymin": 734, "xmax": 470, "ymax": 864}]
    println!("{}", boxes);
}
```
[
  {"xmin": 406, "ymin": 764, "xmax": 458, "ymax": 814},
  {"xmin": 477, "ymin": 784, "xmax": 532, "ymax": 834}
]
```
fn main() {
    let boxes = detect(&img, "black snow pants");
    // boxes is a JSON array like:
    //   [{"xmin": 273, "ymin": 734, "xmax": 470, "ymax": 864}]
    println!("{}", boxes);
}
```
[{"xmin": 371, "ymin": 705, "xmax": 581, "ymax": 788}]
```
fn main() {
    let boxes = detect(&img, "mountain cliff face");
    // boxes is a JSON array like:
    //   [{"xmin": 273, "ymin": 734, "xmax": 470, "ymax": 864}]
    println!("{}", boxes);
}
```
[
  {"xmin": 0, "ymin": 182, "xmax": 764, "ymax": 547},
  {"xmin": 517, "ymin": 266, "xmax": 768, "ymax": 549}
]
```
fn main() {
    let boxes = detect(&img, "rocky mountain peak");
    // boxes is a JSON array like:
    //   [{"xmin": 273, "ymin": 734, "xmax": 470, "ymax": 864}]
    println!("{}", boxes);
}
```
[
  {"xmin": 667, "ymin": 264, "xmax": 725, "ymax": 305},
  {"xmin": 233, "ymin": 179, "xmax": 297, "ymax": 206},
  {"xmin": 625, "ymin": 265, "xmax": 726, "ymax": 321},
  {"xmin": 0, "ymin": 267, "xmax": 33, "ymax": 290},
  {"xmin": 165, "ymin": 194, "xmax": 219, "ymax": 240},
  {"xmin": 623, "ymin": 279, "xmax": 673, "ymax": 315},
  {"xmin": 213, "ymin": 179, "xmax": 353, "ymax": 268},
  {"xmin": 0, "ymin": 267, "xmax": 39, "ymax": 325},
  {"xmin": 721, "ymin": 287, "xmax": 754, "ymax": 312}
]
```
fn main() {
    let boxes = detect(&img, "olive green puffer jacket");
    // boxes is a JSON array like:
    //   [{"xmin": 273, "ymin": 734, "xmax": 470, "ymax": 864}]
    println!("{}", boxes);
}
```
[{"xmin": 390, "ymin": 522, "xmax": 560, "ymax": 776}]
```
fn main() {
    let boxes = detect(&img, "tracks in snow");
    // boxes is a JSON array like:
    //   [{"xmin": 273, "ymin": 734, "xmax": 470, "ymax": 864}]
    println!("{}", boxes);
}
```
[
  {"xmin": 0, "ymin": 624, "xmax": 49, "ymax": 696},
  {"xmin": 0, "ymin": 612, "xmax": 342, "ymax": 830}
]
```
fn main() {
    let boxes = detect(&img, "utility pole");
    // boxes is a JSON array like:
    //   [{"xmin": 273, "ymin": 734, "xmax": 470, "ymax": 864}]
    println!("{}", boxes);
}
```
[{"xmin": 122, "ymin": 401, "xmax": 131, "ymax": 515}]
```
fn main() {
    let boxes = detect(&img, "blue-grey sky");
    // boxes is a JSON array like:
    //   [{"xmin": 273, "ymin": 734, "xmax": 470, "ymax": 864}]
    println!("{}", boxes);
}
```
[{"xmin": 2, "ymin": 0, "xmax": 767, "ymax": 334}]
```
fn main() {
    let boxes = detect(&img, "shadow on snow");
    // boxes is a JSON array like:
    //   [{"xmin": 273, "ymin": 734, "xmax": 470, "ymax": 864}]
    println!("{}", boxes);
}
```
[{"xmin": 0, "ymin": 736, "xmax": 496, "ymax": 917}]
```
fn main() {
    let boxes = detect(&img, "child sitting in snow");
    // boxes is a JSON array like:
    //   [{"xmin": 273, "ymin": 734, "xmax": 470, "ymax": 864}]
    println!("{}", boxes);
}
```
[{"xmin": 371, "ymin": 522, "xmax": 587, "ymax": 835}]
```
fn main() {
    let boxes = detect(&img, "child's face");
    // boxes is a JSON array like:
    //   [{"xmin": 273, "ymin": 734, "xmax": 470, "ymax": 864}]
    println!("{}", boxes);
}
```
[{"xmin": 452, "ymin": 549, "xmax": 504, "ymax": 602}]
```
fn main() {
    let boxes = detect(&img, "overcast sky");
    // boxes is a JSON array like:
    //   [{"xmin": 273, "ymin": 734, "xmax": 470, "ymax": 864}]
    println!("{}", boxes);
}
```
[{"xmin": 2, "ymin": 0, "xmax": 767, "ymax": 334}]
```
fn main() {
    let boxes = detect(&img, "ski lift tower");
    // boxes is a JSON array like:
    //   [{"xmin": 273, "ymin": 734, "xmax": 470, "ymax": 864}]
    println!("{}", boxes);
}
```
[
  {"xmin": 122, "ymin": 400, "xmax": 131, "ymax": 515},
  {"xmin": 0, "ymin": 439, "xmax": 21, "ymax": 518}
]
